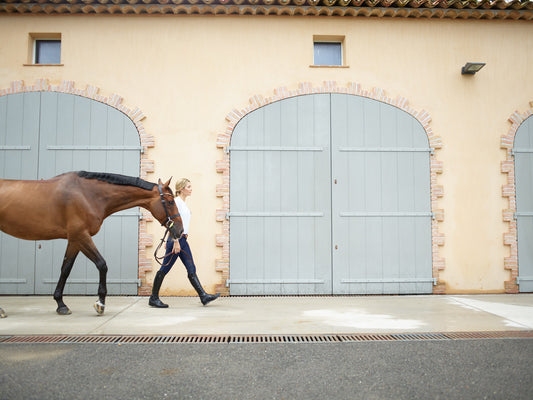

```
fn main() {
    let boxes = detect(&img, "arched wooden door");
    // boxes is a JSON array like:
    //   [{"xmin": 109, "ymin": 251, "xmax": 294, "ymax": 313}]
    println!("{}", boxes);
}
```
[
  {"xmin": 228, "ymin": 93, "xmax": 433, "ymax": 295},
  {"xmin": 0, "ymin": 92, "xmax": 142, "ymax": 295},
  {"xmin": 514, "ymin": 115, "xmax": 533, "ymax": 292}
]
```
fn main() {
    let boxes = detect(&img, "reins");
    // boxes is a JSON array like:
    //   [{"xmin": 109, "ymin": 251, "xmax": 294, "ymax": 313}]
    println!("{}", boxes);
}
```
[
  {"xmin": 154, "ymin": 231, "xmax": 178, "ymax": 267},
  {"xmin": 153, "ymin": 231, "xmax": 194, "ymax": 268}
]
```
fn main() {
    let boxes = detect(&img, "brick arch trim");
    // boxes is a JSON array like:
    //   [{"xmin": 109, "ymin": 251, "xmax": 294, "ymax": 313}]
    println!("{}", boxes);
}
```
[
  {"xmin": 0, "ymin": 79, "xmax": 156, "ymax": 294},
  {"xmin": 501, "ymin": 101, "xmax": 533, "ymax": 293},
  {"xmin": 215, "ymin": 81, "xmax": 445, "ymax": 296}
]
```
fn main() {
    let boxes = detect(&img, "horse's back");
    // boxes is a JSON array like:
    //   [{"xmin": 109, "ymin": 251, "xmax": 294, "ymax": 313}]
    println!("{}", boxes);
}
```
[
  {"xmin": 0, "ymin": 172, "xmax": 72, "ymax": 186},
  {"xmin": 0, "ymin": 173, "xmax": 71, "ymax": 200},
  {"xmin": 0, "ymin": 173, "xmax": 79, "ymax": 240}
]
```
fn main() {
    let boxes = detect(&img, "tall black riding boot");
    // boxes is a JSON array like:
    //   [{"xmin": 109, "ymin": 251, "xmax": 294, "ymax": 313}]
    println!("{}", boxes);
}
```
[
  {"xmin": 188, "ymin": 273, "xmax": 220, "ymax": 306},
  {"xmin": 149, "ymin": 270, "xmax": 169, "ymax": 308}
]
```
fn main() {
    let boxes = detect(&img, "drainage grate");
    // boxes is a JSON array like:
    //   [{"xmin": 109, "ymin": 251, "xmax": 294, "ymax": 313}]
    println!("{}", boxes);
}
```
[
  {"xmin": 230, "ymin": 335, "xmax": 341, "ymax": 343},
  {"xmin": 1, "ymin": 331, "xmax": 532, "ymax": 344}
]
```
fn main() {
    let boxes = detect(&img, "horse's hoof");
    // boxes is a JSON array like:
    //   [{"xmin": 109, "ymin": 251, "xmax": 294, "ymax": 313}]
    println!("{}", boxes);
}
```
[
  {"xmin": 0, "ymin": 308, "xmax": 6, "ymax": 318},
  {"xmin": 56, "ymin": 306, "xmax": 72, "ymax": 315},
  {"xmin": 94, "ymin": 300, "xmax": 105, "ymax": 315}
]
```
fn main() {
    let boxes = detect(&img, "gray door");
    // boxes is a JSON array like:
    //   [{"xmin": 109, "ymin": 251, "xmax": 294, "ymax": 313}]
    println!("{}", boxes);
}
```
[
  {"xmin": 331, "ymin": 95, "xmax": 433, "ymax": 294},
  {"xmin": 229, "ymin": 95, "xmax": 332, "ymax": 295},
  {"xmin": 514, "ymin": 115, "xmax": 533, "ymax": 292},
  {"xmin": 229, "ymin": 94, "xmax": 433, "ymax": 295},
  {"xmin": 0, "ymin": 92, "xmax": 141, "ymax": 295},
  {"xmin": 0, "ymin": 93, "xmax": 40, "ymax": 294}
]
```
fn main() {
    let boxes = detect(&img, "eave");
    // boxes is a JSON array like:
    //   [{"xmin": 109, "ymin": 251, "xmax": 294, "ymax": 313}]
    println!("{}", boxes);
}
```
[{"xmin": 0, "ymin": 0, "xmax": 532, "ymax": 20}]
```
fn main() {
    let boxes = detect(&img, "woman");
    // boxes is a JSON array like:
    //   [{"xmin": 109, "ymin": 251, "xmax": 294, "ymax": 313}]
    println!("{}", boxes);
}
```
[{"xmin": 149, "ymin": 178, "xmax": 220, "ymax": 308}]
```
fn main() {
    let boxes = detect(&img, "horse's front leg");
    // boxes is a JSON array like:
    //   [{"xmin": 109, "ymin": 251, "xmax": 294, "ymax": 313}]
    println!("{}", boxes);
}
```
[
  {"xmin": 0, "ymin": 307, "xmax": 6, "ymax": 318},
  {"xmin": 78, "ymin": 235, "xmax": 108, "ymax": 315},
  {"xmin": 54, "ymin": 242, "xmax": 79, "ymax": 315}
]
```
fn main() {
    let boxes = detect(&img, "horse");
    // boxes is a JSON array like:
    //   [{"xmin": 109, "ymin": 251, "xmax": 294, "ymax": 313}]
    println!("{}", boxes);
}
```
[{"xmin": 0, "ymin": 171, "xmax": 184, "ymax": 316}]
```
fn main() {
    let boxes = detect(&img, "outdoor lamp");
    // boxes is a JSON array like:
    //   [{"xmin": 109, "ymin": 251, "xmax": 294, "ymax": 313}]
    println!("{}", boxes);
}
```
[{"xmin": 461, "ymin": 62, "xmax": 486, "ymax": 75}]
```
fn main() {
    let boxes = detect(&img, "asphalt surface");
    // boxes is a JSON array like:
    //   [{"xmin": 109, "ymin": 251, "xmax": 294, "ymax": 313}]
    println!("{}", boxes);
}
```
[{"xmin": 1, "ymin": 339, "xmax": 532, "ymax": 400}]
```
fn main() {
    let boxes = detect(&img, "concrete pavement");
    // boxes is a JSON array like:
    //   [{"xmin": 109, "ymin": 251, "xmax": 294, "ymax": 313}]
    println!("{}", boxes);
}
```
[{"xmin": 1, "ymin": 294, "xmax": 533, "ymax": 336}]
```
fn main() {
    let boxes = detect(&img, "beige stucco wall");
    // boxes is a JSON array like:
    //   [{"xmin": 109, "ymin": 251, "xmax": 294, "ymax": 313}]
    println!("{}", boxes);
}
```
[{"xmin": 1, "ymin": 14, "xmax": 532, "ymax": 294}]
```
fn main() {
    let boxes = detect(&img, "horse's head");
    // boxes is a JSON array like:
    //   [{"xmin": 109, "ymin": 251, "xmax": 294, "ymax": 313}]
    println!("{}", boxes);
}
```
[{"xmin": 151, "ymin": 177, "xmax": 184, "ymax": 240}]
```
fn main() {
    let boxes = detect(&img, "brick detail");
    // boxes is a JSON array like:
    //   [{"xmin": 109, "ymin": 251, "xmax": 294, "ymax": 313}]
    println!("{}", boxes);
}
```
[
  {"xmin": 501, "ymin": 102, "xmax": 533, "ymax": 293},
  {"xmin": 216, "ymin": 81, "xmax": 445, "ymax": 295},
  {"xmin": 0, "ymin": 79, "xmax": 156, "ymax": 295}
]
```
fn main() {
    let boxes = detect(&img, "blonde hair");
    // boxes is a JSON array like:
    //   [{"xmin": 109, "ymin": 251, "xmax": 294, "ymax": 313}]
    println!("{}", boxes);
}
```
[{"xmin": 175, "ymin": 178, "xmax": 190, "ymax": 194}]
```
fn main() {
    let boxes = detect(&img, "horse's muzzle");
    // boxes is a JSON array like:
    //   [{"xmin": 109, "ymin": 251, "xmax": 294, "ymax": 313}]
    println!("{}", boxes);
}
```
[{"xmin": 168, "ymin": 224, "xmax": 183, "ymax": 240}]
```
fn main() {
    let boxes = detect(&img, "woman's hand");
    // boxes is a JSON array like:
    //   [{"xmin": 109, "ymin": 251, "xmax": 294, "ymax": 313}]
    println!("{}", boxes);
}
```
[{"xmin": 172, "ymin": 239, "xmax": 181, "ymax": 254}]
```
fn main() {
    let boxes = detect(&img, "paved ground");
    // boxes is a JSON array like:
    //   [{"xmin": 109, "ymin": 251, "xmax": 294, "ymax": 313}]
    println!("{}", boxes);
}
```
[
  {"xmin": 2, "ymin": 294, "xmax": 532, "ymax": 400},
  {"xmin": 1, "ymin": 339, "xmax": 532, "ymax": 400},
  {"xmin": 1, "ymin": 294, "xmax": 533, "ymax": 336}
]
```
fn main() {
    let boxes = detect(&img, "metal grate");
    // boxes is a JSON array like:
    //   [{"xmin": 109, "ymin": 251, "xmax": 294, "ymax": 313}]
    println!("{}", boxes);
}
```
[{"xmin": 0, "ymin": 331, "xmax": 532, "ymax": 344}]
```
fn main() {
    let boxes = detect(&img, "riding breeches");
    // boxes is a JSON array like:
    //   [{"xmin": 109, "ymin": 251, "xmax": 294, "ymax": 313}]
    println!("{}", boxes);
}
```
[{"xmin": 159, "ymin": 236, "xmax": 196, "ymax": 275}]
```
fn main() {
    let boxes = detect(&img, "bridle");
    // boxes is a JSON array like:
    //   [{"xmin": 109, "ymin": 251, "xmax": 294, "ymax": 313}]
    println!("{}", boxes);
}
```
[
  {"xmin": 154, "ymin": 184, "xmax": 182, "ymax": 266},
  {"xmin": 157, "ymin": 184, "xmax": 181, "ymax": 233}
]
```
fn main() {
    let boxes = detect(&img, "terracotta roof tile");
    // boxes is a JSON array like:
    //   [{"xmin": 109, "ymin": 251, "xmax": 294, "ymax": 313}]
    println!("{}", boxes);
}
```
[{"xmin": 0, "ymin": 0, "xmax": 532, "ymax": 19}]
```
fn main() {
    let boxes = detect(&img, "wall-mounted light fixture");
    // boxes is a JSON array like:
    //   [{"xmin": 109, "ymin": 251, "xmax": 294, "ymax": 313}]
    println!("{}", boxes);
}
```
[{"xmin": 461, "ymin": 62, "xmax": 486, "ymax": 75}]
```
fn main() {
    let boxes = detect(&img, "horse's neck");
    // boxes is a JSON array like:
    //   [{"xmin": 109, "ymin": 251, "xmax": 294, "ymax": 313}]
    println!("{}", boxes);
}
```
[{"xmin": 101, "ymin": 185, "xmax": 155, "ymax": 216}]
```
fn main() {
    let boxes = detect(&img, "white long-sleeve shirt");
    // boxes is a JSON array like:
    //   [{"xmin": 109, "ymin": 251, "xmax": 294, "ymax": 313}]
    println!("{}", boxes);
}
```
[{"xmin": 176, "ymin": 196, "xmax": 191, "ymax": 235}]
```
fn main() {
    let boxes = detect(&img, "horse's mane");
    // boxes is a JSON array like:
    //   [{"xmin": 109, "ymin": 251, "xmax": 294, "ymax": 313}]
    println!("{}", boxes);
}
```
[{"xmin": 77, "ymin": 171, "xmax": 156, "ymax": 191}]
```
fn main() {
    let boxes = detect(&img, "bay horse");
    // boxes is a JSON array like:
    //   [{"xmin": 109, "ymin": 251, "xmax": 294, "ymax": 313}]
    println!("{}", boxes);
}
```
[{"xmin": 0, "ymin": 171, "xmax": 183, "ymax": 316}]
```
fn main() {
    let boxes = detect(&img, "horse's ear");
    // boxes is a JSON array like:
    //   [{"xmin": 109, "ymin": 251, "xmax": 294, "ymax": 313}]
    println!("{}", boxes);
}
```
[
  {"xmin": 164, "ymin": 177, "xmax": 172, "ymax": 187},
  {"xmin": 158, "ymin": 178, "xmax": 163, "ymax": 185}
]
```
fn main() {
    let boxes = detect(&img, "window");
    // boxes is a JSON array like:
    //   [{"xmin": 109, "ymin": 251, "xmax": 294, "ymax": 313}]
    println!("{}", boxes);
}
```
[
  {"xmin": 35, "ymin": 40, "xmax": 61, "ymax": 64},
  {"xmin": 27, "ymin": 33, "xmax": 62, "ymax": 65},
  {"xmin": 314, "ymin": 42, "xmax": 342, "ymax": 66},
  {"xmin": 312, "ymin": 35, "xmax": 346, "ymax": 67}
]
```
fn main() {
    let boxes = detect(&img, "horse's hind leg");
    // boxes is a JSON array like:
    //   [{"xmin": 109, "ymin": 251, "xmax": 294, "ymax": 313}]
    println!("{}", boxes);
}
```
[
  {"xmin": 54, "ymin": 243, "xmax": 79, "ymax": 315},
  {"xmin": 78, "ymin": 235, "xmax": 108, "ymax": 315}
]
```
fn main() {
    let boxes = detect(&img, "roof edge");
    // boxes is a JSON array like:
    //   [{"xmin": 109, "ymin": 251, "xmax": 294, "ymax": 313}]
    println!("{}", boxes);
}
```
[{"xmin": 1, "ymin": 1, "xmax": 532, "ymax": 20}]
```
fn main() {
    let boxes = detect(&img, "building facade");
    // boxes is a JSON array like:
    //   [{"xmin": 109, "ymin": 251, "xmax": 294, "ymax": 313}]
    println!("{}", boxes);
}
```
[{"xmin": 1, "ymin": 0, "xmax": 532, "ymax": 296}]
